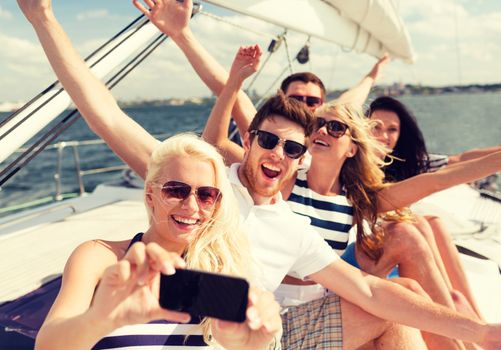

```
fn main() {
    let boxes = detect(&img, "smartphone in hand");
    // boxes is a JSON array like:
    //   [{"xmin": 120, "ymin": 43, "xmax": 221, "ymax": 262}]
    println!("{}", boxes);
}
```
[{"xmin": 159, "ymin": 268, "xmax": 249, "ymax": 323}]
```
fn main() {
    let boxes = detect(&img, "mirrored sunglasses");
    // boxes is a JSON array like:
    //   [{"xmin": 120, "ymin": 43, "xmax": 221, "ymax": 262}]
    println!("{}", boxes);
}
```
[
  {"xmin": 288, "ymin": 95, "xmax": 323, "ymax": 107},
  {"xmin": 250, "ymin": 130, "xmax": 307, "ymax": 159},
  {"xmin": 315, "ymin": 117, "xmax": 349, "ymax": 138}
]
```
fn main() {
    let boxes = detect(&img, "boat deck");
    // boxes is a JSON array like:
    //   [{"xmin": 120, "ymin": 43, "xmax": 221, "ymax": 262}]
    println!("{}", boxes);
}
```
[{"xmin": 0, "ymin": 185, "xmax": 147, "ymax": 304}]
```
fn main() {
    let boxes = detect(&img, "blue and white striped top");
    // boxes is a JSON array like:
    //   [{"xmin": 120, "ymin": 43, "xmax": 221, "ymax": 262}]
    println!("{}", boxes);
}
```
[
  {"xmin": 287, "ymin": 169, "xmax": 354, "ymax": 255},
  {"xmin": 91, "ymin": 318, "xmax": 210, "ymax": 349},
  {"xmin": 426, "ymin": 153, "xmax": 449, "ymax": 173}
]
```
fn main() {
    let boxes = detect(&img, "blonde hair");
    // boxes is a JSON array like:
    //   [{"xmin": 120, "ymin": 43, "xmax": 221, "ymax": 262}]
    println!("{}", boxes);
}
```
[
  {"xmin": 145, "ymin": 133, "xmax": 251, "ymax": 342},
  {"xmin": 315, "ymin": 102, "xmax": 389, "ymax": 261}
]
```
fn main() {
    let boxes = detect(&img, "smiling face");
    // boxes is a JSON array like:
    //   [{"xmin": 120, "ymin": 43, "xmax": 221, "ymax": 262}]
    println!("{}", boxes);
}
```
[
  {"xmin": 146, "ymin": 156, "xmax": 217, "ymax": 252},
  {"xmin": 309, "ymin": 113, "xmax": 357, "ymax": 165},
  {"xmin": 241, "ymin": 115, "xmax": 306, "ymax": 203},
  {"xmin": 370, "ymin": 110, "xmax": 401, "ymax": 151}
]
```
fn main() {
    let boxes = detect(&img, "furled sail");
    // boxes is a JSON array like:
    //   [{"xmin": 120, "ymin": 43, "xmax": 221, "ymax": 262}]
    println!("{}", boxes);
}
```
[{"xmin": 203, "ymin": 0, "xmax": 415, "ymax": 62}]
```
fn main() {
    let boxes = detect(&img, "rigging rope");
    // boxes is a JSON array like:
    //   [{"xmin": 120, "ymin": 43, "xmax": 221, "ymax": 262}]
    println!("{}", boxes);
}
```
[
  {"xmin": 283, "ymin": 36, "xmax": 294, "ymax": 75},
  {"xmin": 253, "ymin": 36, "xmax": 311, "ymax": 109},
  {"xmin": 245, "ymin": 32, "xmax": 286, "ymax": 93},
  {"xmin": 0, "ymin": 33, "xmax": 167, "ymax": 187},
  {"xmin": 198, "ymin": 10, "xmax": 272, "ymax": 39}
]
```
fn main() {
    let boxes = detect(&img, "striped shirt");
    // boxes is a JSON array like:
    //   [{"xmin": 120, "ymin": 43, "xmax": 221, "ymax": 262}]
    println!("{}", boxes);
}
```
[
  {"xmin": 287, "ymin": 169, "xmax": 354, "ymax": 255},
  {"xmin": 426, "ymin": 153, "xmax": 449, "ymax": 173},
  {"xmin": 92, "ymin": 319, "xmax": 211, "ymax": 350}
]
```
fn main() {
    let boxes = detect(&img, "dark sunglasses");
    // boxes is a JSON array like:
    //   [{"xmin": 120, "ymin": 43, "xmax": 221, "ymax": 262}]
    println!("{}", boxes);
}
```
[
  {"xmin": 315, "ymin": 117, "xmax": 349, "ymax": 138},
  {"xmin": 154, "ymin": 181, "xmax": 221, "ymax": 210},
  {"xmin": 250, "ymin": 130, "xmax": 307, "ymax": 159},
  {"xmin": 288, "ymin": 95, "xmax": 323, "ymax": 107}
]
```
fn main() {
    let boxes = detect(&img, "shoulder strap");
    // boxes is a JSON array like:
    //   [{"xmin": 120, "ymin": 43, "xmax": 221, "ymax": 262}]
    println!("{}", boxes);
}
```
[{"xmin": 126, "ymin": 232, "xmax": 144, "ymax": 251}]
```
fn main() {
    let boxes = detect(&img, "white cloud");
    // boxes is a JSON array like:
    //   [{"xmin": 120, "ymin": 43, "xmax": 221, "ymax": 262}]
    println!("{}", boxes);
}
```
[
  {"xmin": 75, "ymin": 9, "xmax": 132, "ymax": 22},
  {"xmin": 0, "ymin": 34, "xmax": 56, "ymax": 101},
  {"xmin": 0, "ymin": 5, "xmax": 13, "ymax": 20},
  {"xmin": 76, "ymin": 9, "xmax": 110, "ymax": 21},
  {"xmin": 0, "ymin": 34, "xmax": 48, "ymax": 66}
]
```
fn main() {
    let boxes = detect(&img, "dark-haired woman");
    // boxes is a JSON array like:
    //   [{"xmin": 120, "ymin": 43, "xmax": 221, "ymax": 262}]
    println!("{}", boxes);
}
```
[{"xmin": 367, "ymin": 95, "xmax": 501, "ymax": 320}]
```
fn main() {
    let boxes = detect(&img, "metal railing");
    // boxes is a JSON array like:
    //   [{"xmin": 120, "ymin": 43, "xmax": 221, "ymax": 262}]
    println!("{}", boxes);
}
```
[
  {"xmin": 51, "ymin": 139, "xmax": 129, "ymax": 200},
  {"xmin": 1, "ymin": 133, "xmax": 169, "ymax": 215}
]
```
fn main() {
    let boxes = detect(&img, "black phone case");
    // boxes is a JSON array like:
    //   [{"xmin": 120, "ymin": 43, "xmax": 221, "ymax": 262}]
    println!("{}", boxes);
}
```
[{"xmin": 159, "ymin": 269, "xmax": 249, "ymax": 323}]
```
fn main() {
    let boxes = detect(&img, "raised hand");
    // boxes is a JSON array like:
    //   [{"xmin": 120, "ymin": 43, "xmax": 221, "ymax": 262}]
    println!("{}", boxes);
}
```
[
  {"xmin": 17, "ymin": 0, "xmax": 52, "ymax": 23},
  {"xmin": 88, "ymin": 242, "xmax": 189, "ymax": 329},
  {"xmin": 133, "ymin": 0, "xmax": 192, "ymax": 39},
  {"xmin": 212, "ymin": 288, "xmax": 282, "ymax": 350},
  {"xmin": 229, "ymin": 45, "xmax": 263, "ymax": 83},
  {"xmin": 368, "ymin": 52, "xmax": 391, "ymax": 81}
]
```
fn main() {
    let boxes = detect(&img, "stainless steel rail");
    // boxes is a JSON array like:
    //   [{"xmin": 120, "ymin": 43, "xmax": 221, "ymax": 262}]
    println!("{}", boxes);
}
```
[{"xmin": 2, "ymin": 133, "xmax": 169, "ymax": 214}]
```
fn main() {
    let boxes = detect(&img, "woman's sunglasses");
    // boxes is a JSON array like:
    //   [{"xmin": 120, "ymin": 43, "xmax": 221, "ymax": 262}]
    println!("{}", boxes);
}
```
[
  {"xmin": 250, "ymin": 130, "xmax": 307, "ymax": 159},
  {"xmin": 153, "ymin": 181, "xmax": 221, "ymax": 210},
  {"xmin": 288, "ymin": 95, "xmax": 323, "ymax": 108},
  {"xmin": 315, "ymin": 117, "xmax": 349, "ymax": 138}
]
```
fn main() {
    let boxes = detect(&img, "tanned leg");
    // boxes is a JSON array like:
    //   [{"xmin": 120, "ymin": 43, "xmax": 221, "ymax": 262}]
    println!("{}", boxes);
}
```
[
  {"xmin": 355, "ymin": 221, "xmax": 465, "ymax": 350},
  {"xmin": 425, "ymin": 215, "xmax": 484, "ymax": 321},
  {"xmin": 412, "ymin": 215, "xmax": 453, "ymax": 289},
  {"xmin": 340, "ymin": 298, "xmax": 427, "ymax": 350}
]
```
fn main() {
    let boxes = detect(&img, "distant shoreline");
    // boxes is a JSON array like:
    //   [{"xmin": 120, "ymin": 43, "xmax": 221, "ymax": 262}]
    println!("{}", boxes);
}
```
[
  {"xmin": 1, "ymin": 83, "xmax": 500, "ymax": 112},
  {"xmin": 119, "ymin": 83, "xmax": 501, "ymax": 108}
]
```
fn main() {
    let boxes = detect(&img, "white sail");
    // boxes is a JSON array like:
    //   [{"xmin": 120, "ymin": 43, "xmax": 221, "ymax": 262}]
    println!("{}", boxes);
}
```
[{"xmin": 203, "ymin": 0, "xmax": 415, "ymax": 62}]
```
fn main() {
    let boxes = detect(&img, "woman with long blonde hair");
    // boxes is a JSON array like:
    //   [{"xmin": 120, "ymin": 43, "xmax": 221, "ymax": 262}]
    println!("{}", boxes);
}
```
[{"xmin": 35, "ymin": 133, "xmax": 280, "ymax": 350}]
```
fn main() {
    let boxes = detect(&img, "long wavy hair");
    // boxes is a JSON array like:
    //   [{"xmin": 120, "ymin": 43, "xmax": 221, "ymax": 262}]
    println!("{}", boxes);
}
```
[
  {"xmin": 145, "ymin": 133, "xmax": 251, "ymax": 342},
  {"xmin": 368, "ymin": 96, "xmax": 429, "ymax": 182},
  {"xmin": 315, "ymin": 102, "xmax": 389, "ymax": 261}
]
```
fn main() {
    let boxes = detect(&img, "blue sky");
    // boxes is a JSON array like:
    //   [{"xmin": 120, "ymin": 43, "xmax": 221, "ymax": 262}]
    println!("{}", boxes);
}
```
[{"xmin": 1, "ymin": 0, "xmax": 501, "ymax": 103}]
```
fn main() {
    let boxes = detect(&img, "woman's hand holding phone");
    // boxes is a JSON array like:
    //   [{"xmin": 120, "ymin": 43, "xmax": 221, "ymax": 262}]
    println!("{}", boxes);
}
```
[
  {"xmin": 212, "ymin": 288, "xmax": 282, "ymax": 350},
  {"xmin": 88, "ymin": 242, "xmax": 190, "ymax": 330},
  {"xmin": 159, "ymin": 268, "xmax": 282, "ymax": 349}
]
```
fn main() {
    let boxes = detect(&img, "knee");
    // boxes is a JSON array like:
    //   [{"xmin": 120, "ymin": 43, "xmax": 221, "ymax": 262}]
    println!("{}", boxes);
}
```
[
  {"xmin": 411, "ymin": 214, "xmax": 436, "ymax": 241},
  {"xmin": 392, "ymin": 277, "xmax": 432, "ymax": 301},
  {"xmin": 425, "ymin": 215, "xmax": 451, "ymax": 240},
  {"xmin": 384, "ymin": 223, "xmax": 433, "ymax": 262}
]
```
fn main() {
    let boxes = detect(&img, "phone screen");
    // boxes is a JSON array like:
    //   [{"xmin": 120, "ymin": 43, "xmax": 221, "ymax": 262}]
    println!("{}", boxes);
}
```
[{"xmin": 159, "ymin": 269, "xmax": 249, "ymax": 323}]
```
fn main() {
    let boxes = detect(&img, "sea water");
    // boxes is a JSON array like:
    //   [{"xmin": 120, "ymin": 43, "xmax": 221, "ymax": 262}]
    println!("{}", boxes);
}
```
[{"xmin": 1, "ymin": 92, "xmax": 500, "ymax": 215}]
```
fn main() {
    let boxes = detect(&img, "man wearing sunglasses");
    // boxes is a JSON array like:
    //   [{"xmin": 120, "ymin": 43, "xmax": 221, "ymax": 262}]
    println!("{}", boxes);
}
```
[{"xmin": 199, "ymin": 41, "xmax": 501, "ymax": 349}]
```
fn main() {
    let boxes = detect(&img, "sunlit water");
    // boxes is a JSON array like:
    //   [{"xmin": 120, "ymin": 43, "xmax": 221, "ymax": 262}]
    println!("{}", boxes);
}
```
[{"xmin": 1, "ymin": 92, "xmax": 500, "ymax": 215}]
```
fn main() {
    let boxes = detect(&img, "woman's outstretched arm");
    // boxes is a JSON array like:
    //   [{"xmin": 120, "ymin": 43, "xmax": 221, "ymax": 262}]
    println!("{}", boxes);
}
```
[
  {"xmin": 201, "ymin": 45, "xmax": 262, "ymax": 164},
  {"xmin": 18, "ymin": 0, "xmax": 158, "ymax": 179},
  {"xmin": 133, "ymin": 0, "xmax": 257, "ymax": 138},
  {"xmin": 378, "ymin": 150, "xmax": 501, "ymax": 211}
]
